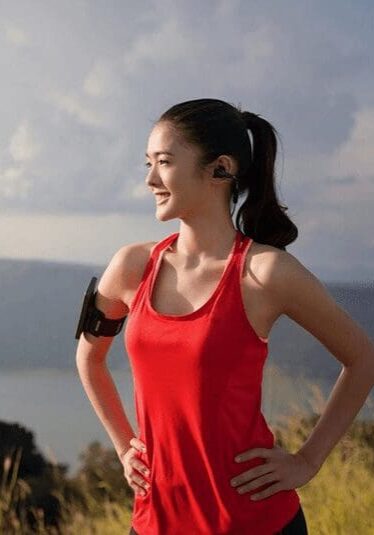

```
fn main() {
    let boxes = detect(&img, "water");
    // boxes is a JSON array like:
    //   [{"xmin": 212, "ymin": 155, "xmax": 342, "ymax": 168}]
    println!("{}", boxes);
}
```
[
  {"xmin": 1, "ymin": 365, "xmax": 372, "ymax": 477},
  {"xmin": 0, "ymin": 367, "xmax": 137, "ymax": 477}
]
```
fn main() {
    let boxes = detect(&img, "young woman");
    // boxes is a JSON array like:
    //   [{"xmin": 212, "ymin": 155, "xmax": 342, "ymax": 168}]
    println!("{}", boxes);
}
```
[{"xmin": 76, "ymin": 98, "xmax": 374, "ymax": 534}]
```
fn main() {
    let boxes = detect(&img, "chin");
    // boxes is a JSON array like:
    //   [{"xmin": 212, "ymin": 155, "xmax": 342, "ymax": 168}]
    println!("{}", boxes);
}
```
[
  {"xmin": 156, "ymin": 205, "xmax": 180, "ymax": 222},
  {"xmin": 156, "ymin": 212, "xmax": 176, "ymax": 222},
  {"xmin": 154, "ymin": 199, "xmax": 182, "ymax": 222}
]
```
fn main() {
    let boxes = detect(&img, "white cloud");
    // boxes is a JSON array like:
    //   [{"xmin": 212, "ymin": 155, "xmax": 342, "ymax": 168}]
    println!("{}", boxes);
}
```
[
  {"xmin": 47, "ymin": 90, "xmax": 108, "ymax": 128},
  {"xmin": 329, "ymin": 107, "xmax": 374, "ymax": 180},
  {"xmin": 83, "ymin": 59, "xmax": 118, "ymax": 98},
  {"xmin": 3, "ymin": 22, "xmax": 29, "ymax": 47},
  {"xmin": 9, "ymin": 121, "xmax": 41, "ymax": 162},
  {"xmin": 0, "ymin": 166, "xmax": 30, "ymax": 199},
  {"xmin": 123, "ymin": 19, "xmax": 196, "ymax": 74},
  {"xmin": 130, "ymin": 180, "xmax": 148, "ymax": 200},
  {"xmin": 0, "ymin": 212, "xmax": 175, "ymax": 265},
  {"xmin": 0, "ymin": 0, "xmax": 373, "ymax": 279}
]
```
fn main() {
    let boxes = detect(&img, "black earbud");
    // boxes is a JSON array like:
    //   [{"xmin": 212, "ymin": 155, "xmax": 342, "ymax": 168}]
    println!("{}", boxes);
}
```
[
  {"xmin": 213, "ymin": 165, "xmax": 237, "ymax": 180},
  {"xmin": 212, "ymin": 165, "xmax": 239, "ymax": 206}
]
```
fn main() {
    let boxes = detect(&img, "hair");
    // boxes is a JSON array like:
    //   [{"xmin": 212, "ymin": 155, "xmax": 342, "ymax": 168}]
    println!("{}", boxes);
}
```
[{"xmin": 155, "ymin": 98, "xmax": 298, "ymax": 250}]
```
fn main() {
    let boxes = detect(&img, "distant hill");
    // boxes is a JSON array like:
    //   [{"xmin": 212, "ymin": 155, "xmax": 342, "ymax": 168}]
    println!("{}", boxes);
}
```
[
  {"xmin": 0, "ymin": 258, "xmax": 126, "ymax": 371},
  {"xmin": 0, "ymin": 258, "xmax": 373, "ymax": 383}
]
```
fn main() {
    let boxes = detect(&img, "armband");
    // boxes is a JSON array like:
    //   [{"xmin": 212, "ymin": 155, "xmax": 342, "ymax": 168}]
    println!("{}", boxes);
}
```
[{"xmin": 75, "ymin": 276, "xmax": 127, "ymax": 340}]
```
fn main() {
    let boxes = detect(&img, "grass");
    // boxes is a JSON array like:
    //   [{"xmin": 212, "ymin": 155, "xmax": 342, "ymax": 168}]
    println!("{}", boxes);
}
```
[{"xmin": 1, "ymin": 381, "xmax": 373, "ymax": 534}]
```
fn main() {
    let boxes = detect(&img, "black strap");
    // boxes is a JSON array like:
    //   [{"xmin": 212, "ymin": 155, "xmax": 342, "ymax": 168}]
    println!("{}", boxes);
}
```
[
  {"xmin": 75, "ymin": 276, "xmax": 128, "ymax": 339},
  {"xmin": 84, "ymin": 291, "xmax": 127, "ymax": 337}
]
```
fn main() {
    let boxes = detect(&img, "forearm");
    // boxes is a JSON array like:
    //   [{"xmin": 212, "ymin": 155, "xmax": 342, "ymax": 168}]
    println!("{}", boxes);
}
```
[
  {"xmin": 297, "ymin": 361, "xmax": 374, "ymax": 472},
  {"xmin": 76, "ymin": 355, "xmax": 136, "ymax": 461}
]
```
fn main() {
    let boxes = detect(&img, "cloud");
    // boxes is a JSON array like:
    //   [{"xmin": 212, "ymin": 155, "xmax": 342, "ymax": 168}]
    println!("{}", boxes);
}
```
[
  {"xmin": 329, "ymin": 107, "xmax": 374, "ymax": 180},
  {"xmin": 83, "ymin": 58, "xmax": 119, "ymax": 98},
  {"xmin": 0, "ymin": 166, "xmax": 30, "ymax": 199},
  {"xmin": 0, "ymin": 1, "xmax": 372, "ymax": 278},
  {"xmin": 0, "ymin": 120, "xmax": 39, "ymax": 201},
  {"xmin": 9, "ymin": 121, "xmax": 41, "ymax": 162},
  {"xmin": 0, "ymin": 2, "xmax": 373, "ymax": 226},
  {"xmin": 47, "ymin": 90, "xmax": 108, "ymax": 128},
  {"xmin": 2, "ymin": 21, "xmax": 29, "ymax": 47},
  {"xmin": 122, "ymin": 19, "xmax": 196, "ymax": 75}
]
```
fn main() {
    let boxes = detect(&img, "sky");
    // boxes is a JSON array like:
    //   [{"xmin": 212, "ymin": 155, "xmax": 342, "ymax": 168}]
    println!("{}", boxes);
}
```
[{"xmin": 0, "ymin": 0, "xmax": 373, "ymax": 282}]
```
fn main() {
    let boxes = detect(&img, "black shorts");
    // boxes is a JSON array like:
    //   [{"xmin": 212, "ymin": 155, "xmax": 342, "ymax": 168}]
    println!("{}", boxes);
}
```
[{"xmin": 129, "ymin": 504, "xmax": 308, "ymax": 534}]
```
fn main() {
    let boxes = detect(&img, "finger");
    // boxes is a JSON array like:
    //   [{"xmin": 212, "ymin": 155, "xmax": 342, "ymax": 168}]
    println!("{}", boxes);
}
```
[
  {"xmin": 131, "ymin": 481, "xmax": 149, "ymax": 496},
  {"xmin": 129, "ymin": 437, "xmax": 147, "ymax": 453},
  {"xmin": 131, "ymin": 471, "xmax": 151, "ymax": 492},
  {"xmin": 238, "ymin": 472, "xmax": 279, "ymax": 494},
  {"xmin": 235, "ymin": 448, "xmax": 273, "ymax": 462},
  {"xmin": 251, "ymin": 482, "xmax": 283, "ymax": 500},
  {"xmin": 231, "ymin": 463, "xmax": 275, "ymax": 487},
  {"xmin": 125, "ymin": 468, "xmax": 148, "ymax": 495},
  {"xmin": 133, "ymin": 460, "xmax": 151, "ymax": 478}
]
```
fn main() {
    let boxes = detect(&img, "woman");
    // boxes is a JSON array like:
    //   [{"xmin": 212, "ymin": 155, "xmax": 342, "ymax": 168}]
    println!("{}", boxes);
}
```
[{"xmin": 76, "ymin": 98, "xmax": 374, "ymax": 534}]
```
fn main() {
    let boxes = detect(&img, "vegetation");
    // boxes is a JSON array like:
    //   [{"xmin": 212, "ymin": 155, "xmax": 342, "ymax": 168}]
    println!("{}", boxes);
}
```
[{"xmin": 1, "ymin": 384, "xmax": 373, "ymax": 534}]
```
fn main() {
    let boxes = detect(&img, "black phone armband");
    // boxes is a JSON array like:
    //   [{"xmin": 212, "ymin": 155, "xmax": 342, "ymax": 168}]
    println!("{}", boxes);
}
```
[{"xmin": 75, "ymin": 276, "xmax": 127, "ymax": 340}]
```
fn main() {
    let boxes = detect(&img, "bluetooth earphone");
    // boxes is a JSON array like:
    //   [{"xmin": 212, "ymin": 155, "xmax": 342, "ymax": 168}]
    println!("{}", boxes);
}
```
[{"xmin": 212, "ymin": 165, "xmax": 239, "ymax": 204}]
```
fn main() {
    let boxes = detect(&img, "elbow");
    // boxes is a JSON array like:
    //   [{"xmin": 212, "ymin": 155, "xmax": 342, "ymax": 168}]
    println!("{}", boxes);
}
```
[
  {"xmin": 344, "ymin": 347, "xmax": 374, "ymax": 386},
  {"xmin": 363, "ymin": 345, "xmax": 374, "ymax": 384}
]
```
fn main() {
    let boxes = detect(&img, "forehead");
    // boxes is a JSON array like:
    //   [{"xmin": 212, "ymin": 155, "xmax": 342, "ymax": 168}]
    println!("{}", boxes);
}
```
[
  {"xmin": 146, "ymin": 123, "xmax": 176, "ymax": 155},
  {"xmin": 146, "ymin": 122, "xmax": 191, "ymax": 157}
]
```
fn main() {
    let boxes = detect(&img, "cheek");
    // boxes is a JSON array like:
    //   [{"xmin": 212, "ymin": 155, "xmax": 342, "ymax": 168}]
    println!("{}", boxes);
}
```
[{"xmin": 165, "ymin": 169, "xmax": 202, "ymax": 198}]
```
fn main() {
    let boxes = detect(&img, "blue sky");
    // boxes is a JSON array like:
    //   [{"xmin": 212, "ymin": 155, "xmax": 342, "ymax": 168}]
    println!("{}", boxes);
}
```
[{"xmin": 0, "ymin": 0, "xmax": 373, "ymax": 281}]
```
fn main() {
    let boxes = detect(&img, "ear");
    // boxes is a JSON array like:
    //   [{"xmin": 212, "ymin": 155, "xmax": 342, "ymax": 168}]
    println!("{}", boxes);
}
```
[
  {"xmin": 216, "ymin": 155, "xmax": 239, "ymax": 176},
  {"xmin": 204, "ymin": 156, "xmax": 238, "ymax": 177}
]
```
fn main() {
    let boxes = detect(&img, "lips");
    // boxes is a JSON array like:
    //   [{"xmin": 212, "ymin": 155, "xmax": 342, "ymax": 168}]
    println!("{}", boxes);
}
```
[{"xmin": 155, "ymin": 193, "xmax": 170, "ymax": 204}]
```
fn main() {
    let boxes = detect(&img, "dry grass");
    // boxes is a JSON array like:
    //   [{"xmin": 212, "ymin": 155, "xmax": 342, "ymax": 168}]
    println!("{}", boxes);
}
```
[{"xmin": 1, "ymin": 381, "xmax": 373, "ymax": 534}]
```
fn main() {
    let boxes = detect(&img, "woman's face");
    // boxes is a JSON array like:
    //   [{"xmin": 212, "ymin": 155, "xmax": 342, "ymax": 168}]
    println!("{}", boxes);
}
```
[{"xmin": 145, "ymin": 121, "xmax": 213, "ymax": 221}]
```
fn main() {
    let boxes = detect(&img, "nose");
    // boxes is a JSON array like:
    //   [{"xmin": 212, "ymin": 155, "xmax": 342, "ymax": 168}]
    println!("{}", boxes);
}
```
[{"xmin": 145, "ymin": 166, "xmax": 161, "ymax": 190}]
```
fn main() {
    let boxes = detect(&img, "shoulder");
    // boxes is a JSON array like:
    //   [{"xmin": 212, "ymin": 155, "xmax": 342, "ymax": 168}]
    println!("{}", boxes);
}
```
[
  {"xmin": 244, "ymin": 240, "xmax": 292, "ymax": 282},
  {"xmin": 244, "ymin": 240, "xmax": 318, "ymax": 317},
  {"xmin": 110, "ymin": 240, "xmax": 158, "ymax": 293},
  {"xmin": 112, "ymin": 240, "xmax": 158, "ymax": 274},
  {"xmin": 96, "ymin": 240, "xmax": 158, "ymax": 317},
  {"xmin": 245, "ymin": 240, "xmax": 374, "ymax": 368}
]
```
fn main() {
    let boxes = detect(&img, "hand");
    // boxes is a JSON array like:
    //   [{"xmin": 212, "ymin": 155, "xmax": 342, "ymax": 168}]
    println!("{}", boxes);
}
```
[
  {"xmin": 121, "ymin": 437, "xmax": 151, "ymax": 497},
  {"xmin": 230, "ymin": 444, "xmax": 317, "ymax": 501}
]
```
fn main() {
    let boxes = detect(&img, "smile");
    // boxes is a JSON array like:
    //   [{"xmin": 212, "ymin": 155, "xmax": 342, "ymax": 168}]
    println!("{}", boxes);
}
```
[{"xmin": 156, "ymin": 194, "xmax": 170, "ymax": 204}]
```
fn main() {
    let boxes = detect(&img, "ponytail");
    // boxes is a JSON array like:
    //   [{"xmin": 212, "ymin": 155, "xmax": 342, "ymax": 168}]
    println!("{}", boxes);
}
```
[{"xmin": 236, "ymin": 111, "xmax": 298, "ymax": 250}]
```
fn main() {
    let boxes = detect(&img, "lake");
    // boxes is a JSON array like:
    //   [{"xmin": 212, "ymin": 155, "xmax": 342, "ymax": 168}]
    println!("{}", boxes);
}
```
[{"xmin": 0, "ymin": 364, "xmax": 372, "ymax": 477}]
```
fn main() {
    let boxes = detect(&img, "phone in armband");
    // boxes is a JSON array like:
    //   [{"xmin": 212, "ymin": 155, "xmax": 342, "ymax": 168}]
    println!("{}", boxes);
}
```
[{"xmin": 75, "ymin": 276, "xmax": 127, "ymax": 340}]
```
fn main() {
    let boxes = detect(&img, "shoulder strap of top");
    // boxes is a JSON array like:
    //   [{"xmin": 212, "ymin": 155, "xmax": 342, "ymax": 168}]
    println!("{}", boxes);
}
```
[
  {"xmin": 143, "ymin": 232, "xmax": 178, "ymax": 282},
  {"xmin": 150, "ymin": 232, "xmax": 179, "ymax": 257},
  {"xmin": 128, "ymin": 233, "xmax": 179, "ymax": 314},
  {"xmin": 232, "ymin": 232, "xmax": 254, "ymax": 279}
]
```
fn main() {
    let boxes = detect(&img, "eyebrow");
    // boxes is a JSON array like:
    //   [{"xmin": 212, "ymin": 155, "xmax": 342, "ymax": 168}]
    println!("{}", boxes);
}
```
[{"xmin": 145, "ymin": 151, "xmax": 174, "ymax": 157}]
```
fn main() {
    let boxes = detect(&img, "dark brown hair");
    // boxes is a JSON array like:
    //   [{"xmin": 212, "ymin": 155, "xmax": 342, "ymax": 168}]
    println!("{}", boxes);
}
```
[{"xmin": 156, "ymin": 98, "xmax": 298, "ymax": 250}]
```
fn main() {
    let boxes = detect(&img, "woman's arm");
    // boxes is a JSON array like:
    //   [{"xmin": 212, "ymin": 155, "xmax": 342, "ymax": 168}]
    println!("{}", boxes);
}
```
[
  {"xmin": 75, "ymin": 244, "xmax": 141, "ymax": 461},
  {"xmin": 76, "ymin": 353, "xmax": 137, "ymax": 461},
  {"xmin": 269, "ymin": 250, "xmax": 374, "ymax": 472}
]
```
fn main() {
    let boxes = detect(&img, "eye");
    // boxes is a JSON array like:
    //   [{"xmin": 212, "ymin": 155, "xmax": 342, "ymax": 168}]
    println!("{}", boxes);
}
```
[{"xmin": 144, "ymin": 160, "xmax": 169, "ymax": 168}]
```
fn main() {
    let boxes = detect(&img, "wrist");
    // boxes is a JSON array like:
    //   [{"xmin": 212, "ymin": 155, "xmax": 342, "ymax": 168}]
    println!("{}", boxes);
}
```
[
  {"xmin": 117, "ymin": 433, "xmax": 137, "ymax": 462},
  {"xmin": 118, "ymin": 448, "xmax": 128, "ymax": 462},
  {"xmin": 118, "ymin": 443, "xmax": 132, "ymax": 462},
  {"xmin": 296, "ymin": 448, "xmax": 323, "ymax": 475}
]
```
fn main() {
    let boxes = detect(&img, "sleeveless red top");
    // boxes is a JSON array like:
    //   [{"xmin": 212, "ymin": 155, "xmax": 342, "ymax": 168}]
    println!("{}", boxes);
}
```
[{"xmin": 124, "ymin": 229, "xmax": 301, "ymax": 534}]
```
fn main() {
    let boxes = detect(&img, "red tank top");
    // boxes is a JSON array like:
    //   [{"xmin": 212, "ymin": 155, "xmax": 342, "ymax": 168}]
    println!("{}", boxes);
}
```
[{"xmin": 124, "ymin": 229, "xmax": 301, "ymax": 534}]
